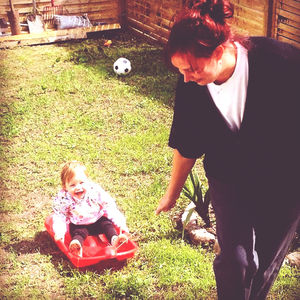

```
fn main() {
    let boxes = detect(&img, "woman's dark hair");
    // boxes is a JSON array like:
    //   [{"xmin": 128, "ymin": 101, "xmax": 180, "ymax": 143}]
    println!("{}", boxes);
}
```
[{"xmin": 165, "ymin": 0, "xmax": 234, "ymax": 64}]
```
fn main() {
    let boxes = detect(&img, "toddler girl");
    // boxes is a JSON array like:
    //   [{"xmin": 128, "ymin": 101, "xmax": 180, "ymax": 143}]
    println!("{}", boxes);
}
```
[{"xmin": 52, "ymin": 161, "xmax": 129, "ymax": 257}]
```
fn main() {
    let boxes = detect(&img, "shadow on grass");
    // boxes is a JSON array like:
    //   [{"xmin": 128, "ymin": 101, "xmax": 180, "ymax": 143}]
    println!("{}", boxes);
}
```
[{"xmin": 5, "ymin": 230, "xmax": 129, "ymax": 274}]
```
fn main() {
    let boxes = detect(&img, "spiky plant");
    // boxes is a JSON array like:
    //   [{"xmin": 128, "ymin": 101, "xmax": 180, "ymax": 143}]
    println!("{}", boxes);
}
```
[{"xmin": 182, "ymin": 170, "xmax": 211, "ymax": 228}]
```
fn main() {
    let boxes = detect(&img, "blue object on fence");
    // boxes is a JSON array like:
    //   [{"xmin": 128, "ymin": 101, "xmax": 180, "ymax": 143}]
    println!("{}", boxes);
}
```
[{"xmin": 54, "ymin": 14, "xmax": 92, "ymax": 30}]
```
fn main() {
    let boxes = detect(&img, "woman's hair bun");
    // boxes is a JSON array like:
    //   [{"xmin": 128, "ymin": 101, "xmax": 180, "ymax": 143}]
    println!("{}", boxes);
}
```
[
  {"xmin": 187, "ymin": 0, "xmax": 233, "ymax": 24},
  {"xmin": 166, "ymin": 0, "xmax": 235, "ymax": 60}
]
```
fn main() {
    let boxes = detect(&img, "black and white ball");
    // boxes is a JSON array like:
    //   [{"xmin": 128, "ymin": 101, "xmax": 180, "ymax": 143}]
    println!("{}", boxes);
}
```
[{"xmin": 113, "ymin": 57, "xmax": 131, "ymax": 75}]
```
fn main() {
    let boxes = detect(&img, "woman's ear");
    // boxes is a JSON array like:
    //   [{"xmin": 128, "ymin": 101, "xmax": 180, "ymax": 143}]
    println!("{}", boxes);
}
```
[{"xmin": 213, "ymin": 45, "xmax": 224, "ymax": 61}]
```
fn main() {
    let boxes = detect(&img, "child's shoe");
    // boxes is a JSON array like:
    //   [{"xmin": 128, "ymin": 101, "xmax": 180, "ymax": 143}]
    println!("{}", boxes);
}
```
[
  {"xmin": 69, "ymin": 239, "xmax": 82, "ymax": 257},
  {"xmin": 111, "ymin": 234, "xmax": 128, "ymax": 248}
]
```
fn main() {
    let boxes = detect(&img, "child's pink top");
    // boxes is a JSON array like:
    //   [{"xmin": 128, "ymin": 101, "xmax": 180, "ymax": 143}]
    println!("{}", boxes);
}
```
[{"xmin": 52, "ymin": 181, "xmax": 128, "ymax": 239}]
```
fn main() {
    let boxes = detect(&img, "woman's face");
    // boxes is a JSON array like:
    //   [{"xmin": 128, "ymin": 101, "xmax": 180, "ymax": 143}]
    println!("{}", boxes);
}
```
[{"xmin": 171, "ymin": 50, "xmax": 222, "ymax": 86}]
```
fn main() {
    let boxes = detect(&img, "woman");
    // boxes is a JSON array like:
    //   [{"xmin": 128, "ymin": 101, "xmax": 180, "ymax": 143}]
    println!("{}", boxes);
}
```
[{"xmin": 156, "ymin": 1, "xmax": 300, "ymax": 299}]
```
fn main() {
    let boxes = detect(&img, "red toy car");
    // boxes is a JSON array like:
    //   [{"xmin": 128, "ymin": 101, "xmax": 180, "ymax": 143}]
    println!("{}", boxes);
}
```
[{"xmin": 45, "ymin": 214, "xmax": 138, "ymax": 268}]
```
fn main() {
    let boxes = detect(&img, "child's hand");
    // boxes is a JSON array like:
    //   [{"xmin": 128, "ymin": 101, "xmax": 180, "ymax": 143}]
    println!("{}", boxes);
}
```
[
  {"xmin": 118, "ymin": 233, "xmax": 129, "ymax": 244},
  {"xmin": 54, "ymin": 234, "xmax": 64, "ymax": 243}
]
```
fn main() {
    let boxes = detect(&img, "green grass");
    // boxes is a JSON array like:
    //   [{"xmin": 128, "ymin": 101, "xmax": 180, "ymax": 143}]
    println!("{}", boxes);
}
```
[{"xmin": 0, "ymin": 30, "xmax": 298, "ymax": 299}]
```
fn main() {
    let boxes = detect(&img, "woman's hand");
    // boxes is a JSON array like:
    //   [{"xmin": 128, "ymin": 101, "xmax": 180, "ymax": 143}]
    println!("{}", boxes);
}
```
[
  {"xmin": 155, "ymin": 149, "xmax": 196, "ymax": 216},
  {"xmin": 155, "ymin": 195, "xmax": 177, "ymax": 215}
]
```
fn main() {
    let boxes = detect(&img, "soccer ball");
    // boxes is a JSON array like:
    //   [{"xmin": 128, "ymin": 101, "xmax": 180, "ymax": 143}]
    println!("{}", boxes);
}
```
[{"xmin": 113, "ymin": 57, "xmax": 131, "ymax": 75}]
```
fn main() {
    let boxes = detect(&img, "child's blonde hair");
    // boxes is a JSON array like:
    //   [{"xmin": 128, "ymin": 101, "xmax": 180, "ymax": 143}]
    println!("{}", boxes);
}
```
[{"xmin": 61, "ymin": 161, "xmax": 88, "ymax": 188}]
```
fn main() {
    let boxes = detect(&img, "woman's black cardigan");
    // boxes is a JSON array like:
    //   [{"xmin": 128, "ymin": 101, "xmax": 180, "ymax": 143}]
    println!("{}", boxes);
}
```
[{"xmin": 169, "ymin": 37, "xmax": 300, "ymax": 203}]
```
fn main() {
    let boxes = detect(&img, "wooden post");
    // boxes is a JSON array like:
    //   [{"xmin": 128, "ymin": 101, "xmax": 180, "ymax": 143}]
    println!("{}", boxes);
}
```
[
  {"xmin": 266, "ymin": 0, "xmax": 276, "ymax": 38},
  {"xmin": 7, "ymin": 0, "xmax": 21, "ymax": 35},
  {"xmin": 119, "ymin": 0, "xmax": 127, "ymax": 28}
]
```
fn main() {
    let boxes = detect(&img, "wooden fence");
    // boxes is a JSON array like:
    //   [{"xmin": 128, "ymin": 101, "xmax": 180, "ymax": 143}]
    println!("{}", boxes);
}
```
[
  {"xmin": 0, "ymin": 0, "xmax": 299, "ymax": 48},
  {"xmin": 273, "ymin": 0, "xmax": 300, "ymax": 48},
  {"xmin": 126, "ymin": 0, "xmax": 182, "ymax": 44},
  {"xmin": 0, "ymin": 0, "xmax": 122, "ymax": 47},
  {"xmin": 126, "ymin": 0, "xmax": 300, "ymax": 48},
  {"xmin": 126, "ymin": 0, "xmax": 271, "ymax": 43},
  {"xmin": 0, "ymin": 0, "xmax": 122, "ymax": 26}
]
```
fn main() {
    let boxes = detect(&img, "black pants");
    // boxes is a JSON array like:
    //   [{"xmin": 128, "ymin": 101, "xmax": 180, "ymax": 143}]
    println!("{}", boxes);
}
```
[
  {"xmin": 69, "ymin": 216, "xmax": 117, "ymax": 245},
  {"xmin": 208, "ymin": 176, "xmax": 299, "ymax": 300}
]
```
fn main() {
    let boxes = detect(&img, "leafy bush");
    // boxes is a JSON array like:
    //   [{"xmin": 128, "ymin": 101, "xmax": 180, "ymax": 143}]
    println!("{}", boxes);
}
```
[{"xmin": 182, "ymin": 170, "xmax": 211, "ymax": 228}]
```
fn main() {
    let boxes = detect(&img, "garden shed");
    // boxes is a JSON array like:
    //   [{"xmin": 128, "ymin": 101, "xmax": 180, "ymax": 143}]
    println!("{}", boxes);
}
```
[{"xmin": 0, "ymin": 0, "xmax": 299, "ymax": 48}]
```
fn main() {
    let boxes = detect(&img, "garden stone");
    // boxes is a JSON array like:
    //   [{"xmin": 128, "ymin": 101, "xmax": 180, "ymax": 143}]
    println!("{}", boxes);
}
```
[
  {"xmin": 189, "ymin": 228, "xmax": 216, "ymax": 245},
  {"xmin": 181, "ymin": 202, "xmax": 198, "ymax": 226},
  {"xmin": 286, "ymin": 251, "xmax": 300, "ymax": 268},
  {"xmin": 172, "ymin": 212, "xmax": 183, "ymax": 230}
]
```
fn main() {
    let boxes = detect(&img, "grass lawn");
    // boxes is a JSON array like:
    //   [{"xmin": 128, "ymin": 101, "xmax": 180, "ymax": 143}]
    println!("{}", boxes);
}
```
[{"xmin": 0, "ymin": 30, "xmax": 299, "ymax": 299}]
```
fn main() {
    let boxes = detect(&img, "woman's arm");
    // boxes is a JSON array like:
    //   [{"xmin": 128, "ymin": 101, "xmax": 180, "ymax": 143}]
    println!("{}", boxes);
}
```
[{"xmin": 156, "ymin": 149, "xmax": 196, "ymax": 215}]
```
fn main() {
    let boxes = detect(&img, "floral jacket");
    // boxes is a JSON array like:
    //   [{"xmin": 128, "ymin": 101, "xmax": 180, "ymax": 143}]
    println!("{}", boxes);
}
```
[{"xmin": 52, "ymin": 181, "xmax": 128, "ymax": 239}]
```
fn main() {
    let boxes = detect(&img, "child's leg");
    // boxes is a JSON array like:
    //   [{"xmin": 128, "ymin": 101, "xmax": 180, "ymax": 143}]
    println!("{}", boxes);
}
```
[
  {"xmin": 90, "ymin": 216, "xmax": 118, "ymax": 243},
  {"xmin": 69, "ymin": 223, "xmax": 89, "ymax": 256},
  {"xmin": 69, "ymin": 223, "xmax": 89, "ymax": 246}
]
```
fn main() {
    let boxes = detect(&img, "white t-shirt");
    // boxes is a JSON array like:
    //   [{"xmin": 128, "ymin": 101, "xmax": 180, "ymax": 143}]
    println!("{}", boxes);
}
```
[{"xmin": 207, "ymin": 42, "xmax": 249, "ymax": 132}]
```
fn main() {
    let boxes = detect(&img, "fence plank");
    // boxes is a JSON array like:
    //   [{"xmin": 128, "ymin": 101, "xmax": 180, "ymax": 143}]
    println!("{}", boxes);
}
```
[
  {"xmin": 0, "ymin": 0, "xmax": 120, "ymax": 20},
  {"xmin": 127, "ymin": 0, "xmax": 269, "ymax": 43},
  {"xmin": 232, "ymin": 16, "xmax": 265, "ymax": 35},
  {"xmin": 278, "ymin": 21, "xmax": 300, "ymax": 37},
  {"xmin": 277, "ymin": 7, "xmax": 300, "ymax": 22},
  {"xmin": 127, "ymin": 16, "xmax": 168, "ymax": 44},
  {"xmin": 0, "ymin": 23, "xmax": 121, "ymax": 48},
  {"xmin": 281, "ymin": 0, "xmax": 300, "ymax": 10},
  {"xmin": 274, "ymin": 0, "xmax": 300, "ymax": 48},
  {"xmin": 277, "ymin": 32, "xmax": 300, "ymax": 47},
  {"xmin": 126, "ymin": 0, "xmax": 181, "ymax": 44},
  {"xmin": 237, "ymin": 0, "xmax": 267, "ymax": 10},
  {"xmin": 279, "ymin": 2, "xmax": 300, "ymax": 15}
]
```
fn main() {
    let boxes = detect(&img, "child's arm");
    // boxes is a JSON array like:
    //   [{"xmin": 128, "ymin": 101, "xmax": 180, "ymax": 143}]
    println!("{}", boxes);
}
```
[
  {"xmin": 52, "ymin": 190, "xmax": 69, "ymax": 241},
  {"xmin": 52, "ymin": 214, "xmax": 67, "ymax": 241},
  {"xmin": 97, "ymin": 185, "xmax": 129, "ymax": 233}
]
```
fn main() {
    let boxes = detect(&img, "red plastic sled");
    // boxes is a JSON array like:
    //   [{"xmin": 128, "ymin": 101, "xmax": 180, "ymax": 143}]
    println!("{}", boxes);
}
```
[{"xmin": 45, "ymin": 214, "xmax": 138, "ymax": 268}]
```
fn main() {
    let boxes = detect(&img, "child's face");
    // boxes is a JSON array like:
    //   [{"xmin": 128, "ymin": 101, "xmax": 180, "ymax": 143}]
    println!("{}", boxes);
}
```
[{"xmin": 65, "ymin": 168, "xmax": 88, "ymax": 200}]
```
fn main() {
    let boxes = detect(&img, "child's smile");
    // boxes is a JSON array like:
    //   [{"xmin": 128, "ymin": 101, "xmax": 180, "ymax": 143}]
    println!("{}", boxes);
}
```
[
  {"xmin": 65, "ymin": 168, "xmax": 88, "ymax": 200},
  {"xmin": 74, "ymin": 189, "xmax": 85, "ymax": 199}
]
